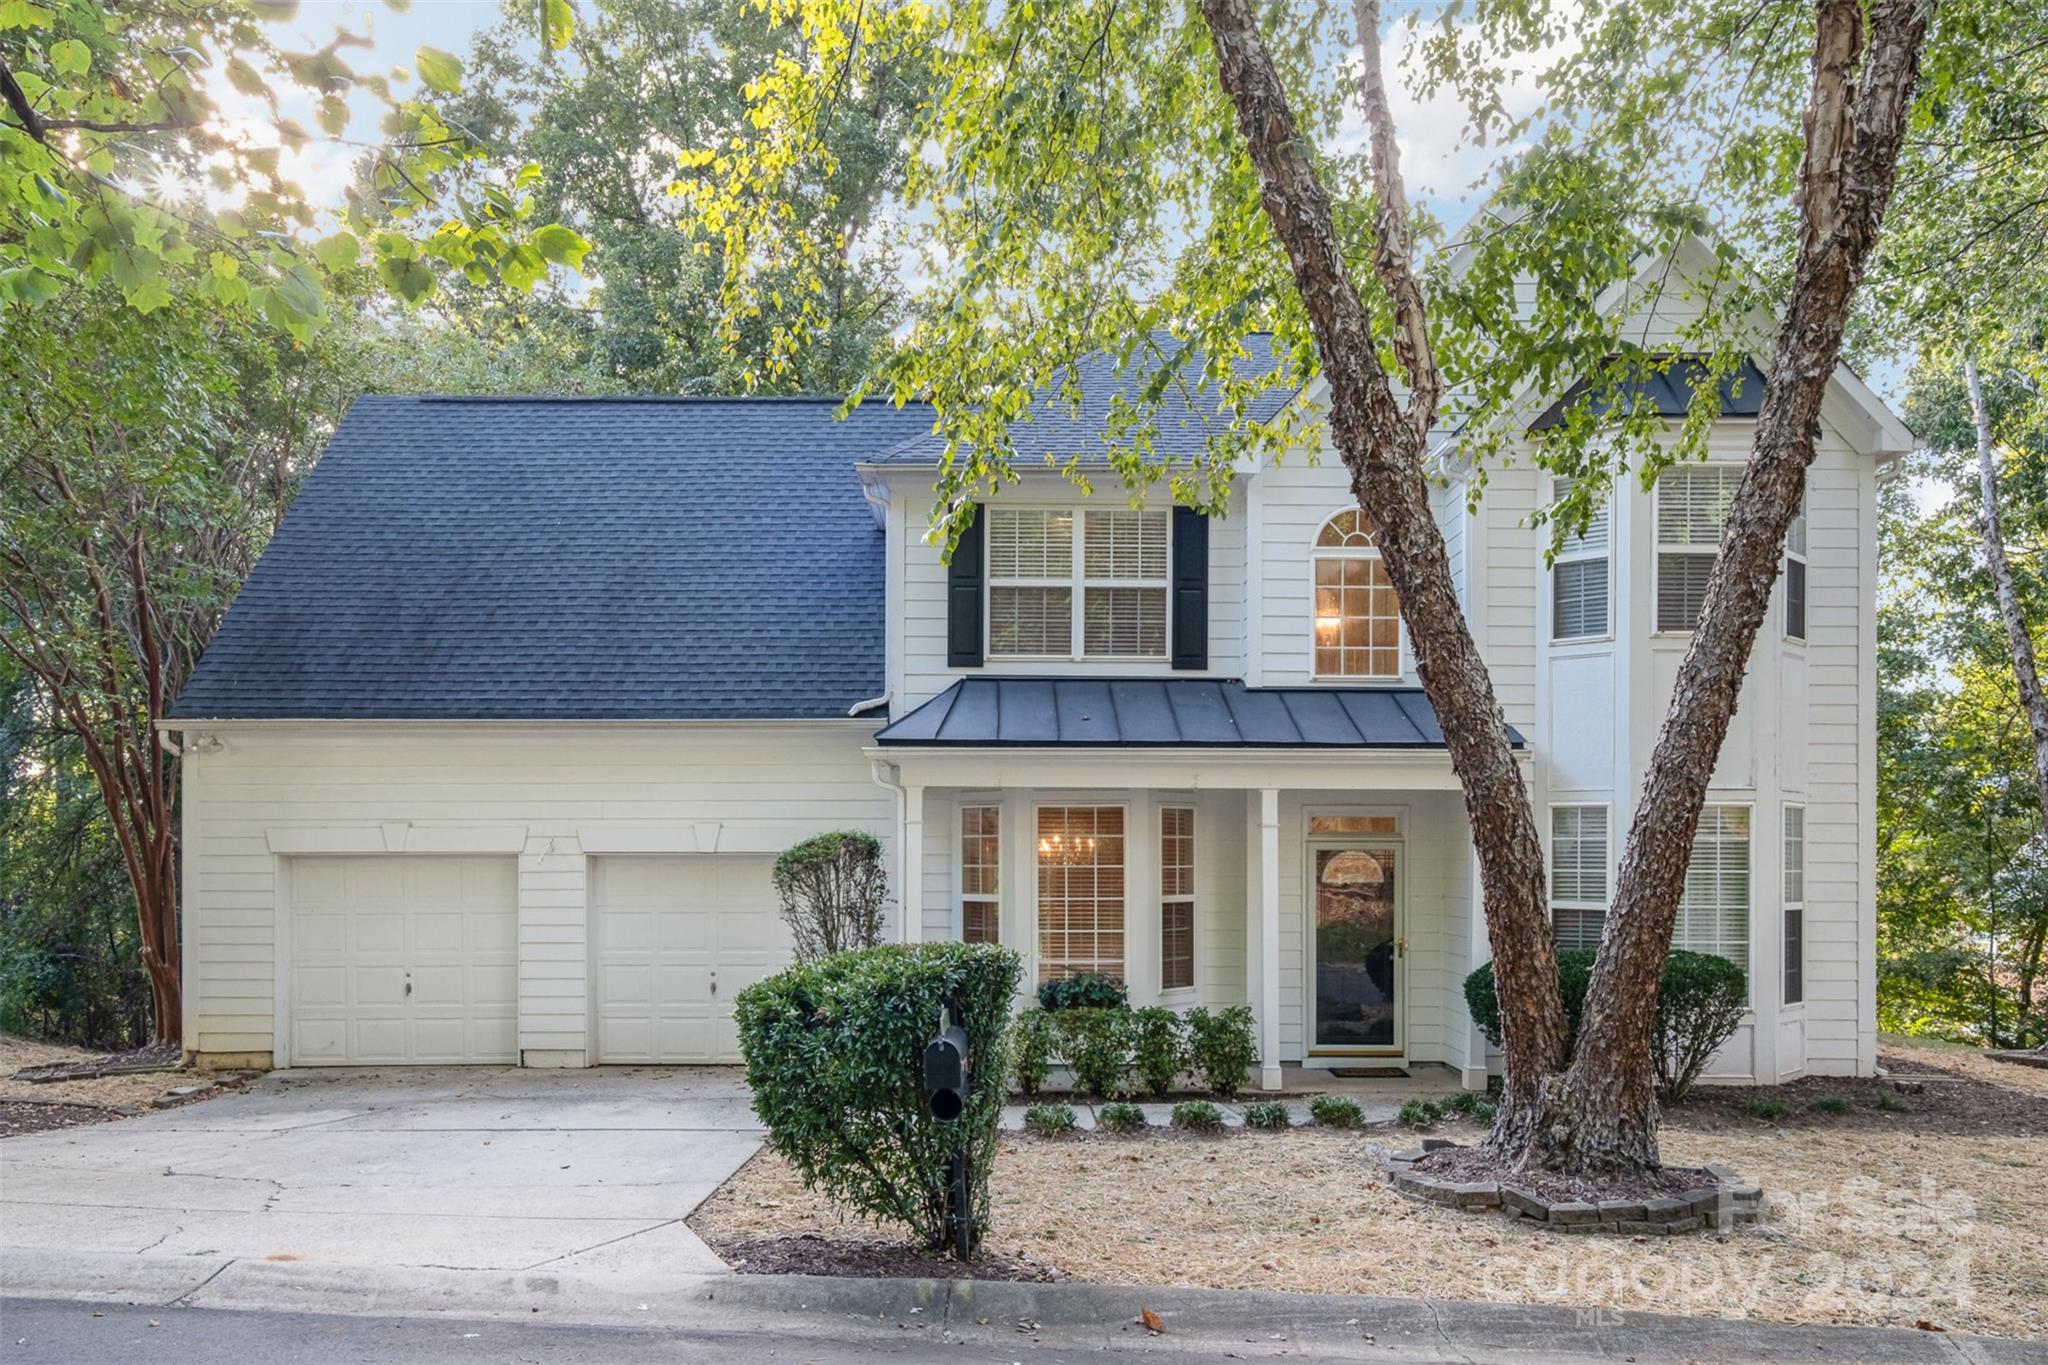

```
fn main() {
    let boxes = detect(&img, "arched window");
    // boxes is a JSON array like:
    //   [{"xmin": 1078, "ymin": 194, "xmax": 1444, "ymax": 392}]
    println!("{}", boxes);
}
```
[{"xmin": 1313, "ymin": 509, "xmax": 1401, "ymax": 679}]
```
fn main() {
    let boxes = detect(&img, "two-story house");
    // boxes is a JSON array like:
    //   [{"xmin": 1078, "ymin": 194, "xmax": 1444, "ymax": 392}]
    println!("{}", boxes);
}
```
[{"xmin": 167, "ymin": 240, "xmax": 1912, "ymax": 1088}]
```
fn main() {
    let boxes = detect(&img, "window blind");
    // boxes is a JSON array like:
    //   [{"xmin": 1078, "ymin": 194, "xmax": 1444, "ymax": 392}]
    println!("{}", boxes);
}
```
[
  {"xmin": 1036, "ymin": 806, "xmax": 1126, "ymax": 982},
  {"xmin": 1673, "ymin": 805, "xmax": 1751, "ymax": 966},
  {"xmin": 1552, "ymin": 478, "xmax": 1610, "ymax": 640},
  {"xmin": 1550, "ymin": 805, "xmax": 1609, "ymax": 951},
  {"xmin": 1160, "ymin": 806, "xmax": 1194, "ymax": 991},
  {"xmin": 960, "ymin": 804, "xmax": 1000, "ymax": 945}
]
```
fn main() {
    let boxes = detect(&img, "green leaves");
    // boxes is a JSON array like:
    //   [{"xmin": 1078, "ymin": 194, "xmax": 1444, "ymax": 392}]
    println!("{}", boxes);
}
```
[
  {"xmin": 310, "ymin": 232, "xmax": 361, "ymax": 273},
  {"xmin": 47, "ymin": 37, "xmax": 89, "ymax": 74},
  {"xmin": 542, "ymin": 0, "xmax": 574, "ymax": 50},
  {"xmin": 530, "ymin": 223, "xmax": 590, "ymax": 269},
  {"xmin": 414, "ymin": 44, "xmax": 463, "ymax": 94}
]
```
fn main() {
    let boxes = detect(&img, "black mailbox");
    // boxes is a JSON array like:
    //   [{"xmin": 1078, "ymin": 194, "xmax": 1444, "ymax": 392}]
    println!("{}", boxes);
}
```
[{"xmin": 923, "ymin": 1024, "xmax": 969, "ymax": 1121}]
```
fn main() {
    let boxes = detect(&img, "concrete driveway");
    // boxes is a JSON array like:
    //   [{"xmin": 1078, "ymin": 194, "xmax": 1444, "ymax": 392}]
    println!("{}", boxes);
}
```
[{"xmin": 0, "ymin": 1066, "xmax": 762, "ymax": 1308}]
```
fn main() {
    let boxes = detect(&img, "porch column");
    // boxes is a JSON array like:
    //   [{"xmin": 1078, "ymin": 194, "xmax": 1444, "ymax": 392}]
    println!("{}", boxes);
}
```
[
  {"xmin": 901, "ymin": 784, "xmax": 924, "ymax": 943},
  {"xmin": 1257, "ymin": 787, "xmax": 1282, "ymax": 1091}
]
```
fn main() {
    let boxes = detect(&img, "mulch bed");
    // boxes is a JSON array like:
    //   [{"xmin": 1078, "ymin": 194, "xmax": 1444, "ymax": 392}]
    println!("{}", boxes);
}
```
[
  {"xmin": 710, "ymin": 1231, "xmax": 1063, "ymax": 1283},
  {"xmin": 1668, "ymin": 1053, "xmax": 2048, "ymax": 1137},
  {"xmin": 0, "ymin": 1099, "xmax": 125, "ymax": 1137},
  {"xmin": 10, "ymin": 1041, "xmax": 182, "ymax": 1083},
  {"xmin": 1410, "ymin": 1143, "xmax": 1708, "ymax": 1204}
]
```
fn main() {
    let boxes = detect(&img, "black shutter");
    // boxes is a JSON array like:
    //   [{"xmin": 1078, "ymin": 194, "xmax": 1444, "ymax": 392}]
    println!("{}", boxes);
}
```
[
  {"xmin": 947, "ymin": 503, "xmax": 985, "ymax": 668},
  {"xmin": 1170, "ymin": 506, "xmax": 1209, "ymax": 671}
]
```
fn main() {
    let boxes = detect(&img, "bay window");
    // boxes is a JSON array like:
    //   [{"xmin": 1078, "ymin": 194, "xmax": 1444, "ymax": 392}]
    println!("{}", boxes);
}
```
[
  {"xmin": 1551, "ymin": 477, "xmax": 1611, "ymax": 641},
  {"xmin": 1673, "ymin": 805, "xmax": 1751, "ymax": 966},
  {"xmin": 1783, "ymin": 805, "xmax": 1805, "ymax": 1004},
  {"xmin": 1036, "ymin": 806, "xmax": 1126, "ymax": 981},
  {"xmin": 1655, "ymin": 464, "xmax": 1745, "ymax": 633},
  {"xmin": 1549, "ymin": 804, "xmax": 1610, "ymax": 952}
]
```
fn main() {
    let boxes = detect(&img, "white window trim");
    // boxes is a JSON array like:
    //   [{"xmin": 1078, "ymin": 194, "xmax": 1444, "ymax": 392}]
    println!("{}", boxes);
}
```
[
  {"xmin": 1651, "ymin": 462, "xmax": 1746, "ymax": 638},
  {"xmin": 1158, "ymin": 802, "xmax": 1197, "ymax": 999},
  {"xmin": 1674, "ymin": 800, "xmax": 1756, "ymax": 994},
  {"xmin": 1549, "ymin": 478, "xmax": 1613, "ymax": 645},
  {"xmin": 1310, "ymin": 509, "xmax": 1404, "ymax": 682},
  {"xmin": 1783, "ymin": 483, "xmax": 1809, "ymax": 645},
  {"xmin": 986, "ymin": 507, "xmax": 1169, "ymax": 663},
  {"xmin": 958, "ymin": 801, "xmax": 1001, "ymax": 945},
  {"xmin": 1547, "ymin": 802, "xmax": 1613, "ymax": 950},
  {"xmin": 1029, "ymin": 798, "xmax": 1133, "ymax": 987},
  {"xmin": 1782, "ymin": 803, "xmax": 1806, "ymax": 1008}
]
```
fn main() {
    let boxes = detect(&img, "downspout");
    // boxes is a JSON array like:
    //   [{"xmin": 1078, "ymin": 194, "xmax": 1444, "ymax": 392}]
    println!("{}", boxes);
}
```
[
  {"xmin": 869, "ymin": 757, "xmax": 912, "ymax": 943},
  {"xmin": 848, "ymin": 692, "xmax": 890, "ymax": 717}
]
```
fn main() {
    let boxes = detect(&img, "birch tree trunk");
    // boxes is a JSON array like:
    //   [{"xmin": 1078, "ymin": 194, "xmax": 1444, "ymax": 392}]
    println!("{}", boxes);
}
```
[
  {"xmin": 1198, "ymin": 0, "xmax": 1570, "ymax": 1146},
  {"xmin": 1965, "ymin": 355, "xmax": 2048, "ymax": 823},
  {"xmin": 1519, "ymin": 0, "xmax": 1932, "ymax": 1173}
]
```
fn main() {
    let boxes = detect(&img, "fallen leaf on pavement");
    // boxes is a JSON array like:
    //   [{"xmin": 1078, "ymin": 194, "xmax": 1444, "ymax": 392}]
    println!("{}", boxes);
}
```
[{"xmin": 1141, "ymin": 1308, "xmax": 1164, "ymax": 1334}]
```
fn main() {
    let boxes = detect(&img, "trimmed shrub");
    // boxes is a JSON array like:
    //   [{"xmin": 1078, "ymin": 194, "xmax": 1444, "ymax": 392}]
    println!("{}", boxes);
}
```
[
  {"xmin": 1651, "ymin": 951, "xmax": 1749, "ymax": 1102},
  {"xmin": 1308, "ymin": 1095, "xmax": 1363, "ymax": 1128},
  {"xmin": 1171, "ymin": 1099, "xmax": 1225, "ymax": 1131},
  {"xmin": 770, "ymin": 831, "xmax": 887, "ymax": 963},
  {"xmin": 1242, "ymin": 1100, "xmax": 1291, "ymax": 1129},
  {"xmin": 1024, "ymin": 1103, "xmax": 1077, "ymax": 1136},
  {"xmin": 1129, "ymin": 1007, "xmax": 1187, "ymax": 1097},
  {"xmin": 1186, "ymin": 1005, "xmax": 1258, "ymax": 1098},
  {"xmin": 1397, "ymin": 1098, "xmax": 1442, "ymax": 1129},
  {"xmin": 735, "ymin": 942, "xmax": 1021, "ymax": 1252},
  {"xmin": 1056, "ymin": 1007, "xmax": 1133, "ymax": 1098},
  {"xmin": 1464, "ymin": 948, "xmax": 1748, "ymax": 1103},
  {"xmin": 1009, "ymin": 1009, "xmax": 1055, "ymax": 1097},
  {"xmin": 1037, "ymin": 972, "xmax": 1128, "ymax": 1012},
  {"xmin": 1095, "ymin": 1101, "xmax": 1148, "ymax": 1134}
]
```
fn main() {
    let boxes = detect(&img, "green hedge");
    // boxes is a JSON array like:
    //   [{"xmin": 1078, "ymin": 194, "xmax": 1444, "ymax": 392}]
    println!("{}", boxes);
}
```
[
  {"xmin": 1463, "ymin": 948, "xmax": 1747, "ymax": 1103},
  {"xmin": 735, "ymin": 942, "xmax": 1021, "ymax": 1251}
]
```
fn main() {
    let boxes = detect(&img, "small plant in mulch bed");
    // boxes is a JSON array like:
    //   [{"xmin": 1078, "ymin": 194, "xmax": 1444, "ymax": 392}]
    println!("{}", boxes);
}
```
[
  {"xmin": 1309, "ymin": 1095, "xmax": 1363, "ymax": 1128},
  {"xmin": 1242, "ymin": 1100, "xmax": 1291, "ymax": 1129},
  {"xmin": 1024, "ymin": 1103, "xmax": 1078, "ymax": 1136},
  {"xmin": 1809, "ymin": 1095, "xmax": 1854, "ymax": 1116},
  {"xmin": 1745, "ymin": 1098, "xmax": 1789, "ymax": 1120},
  {"xmin": 1095, "ymin": 1101, "xmax": 1148, "ymax": 1133},
  {"xmin": 1440, "ymin": 1091, "xmax": 1497, "ymax": 1124},
  {"xmin": 1875, "ymin": 1088, "xmax": 1911, "ymax": 1113},
  {"xmin": 1397, "ymin": 1099, "xmax": 1443, "ymax": 1129},
  {"xmin": 1171, "ymin": 1100, "xmax": 1225, "ymax": 1132}
]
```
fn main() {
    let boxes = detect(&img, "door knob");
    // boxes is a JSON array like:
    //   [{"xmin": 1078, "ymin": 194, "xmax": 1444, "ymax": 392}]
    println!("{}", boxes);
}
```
[{"xmin": 1395, "ymin": 937, "xmax": 1407, "ymax": 959}]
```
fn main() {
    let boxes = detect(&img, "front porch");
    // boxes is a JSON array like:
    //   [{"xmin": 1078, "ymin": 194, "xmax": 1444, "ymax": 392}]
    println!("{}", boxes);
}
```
[{"xmin": 871, "ymin": 678, "xmax": 1525, "ymax": 1092}]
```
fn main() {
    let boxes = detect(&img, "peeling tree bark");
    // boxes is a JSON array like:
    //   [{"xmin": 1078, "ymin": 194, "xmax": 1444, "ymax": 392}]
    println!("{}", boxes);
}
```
[
  {"xmin": 1521, "ymin": 0, "xmax": 1933, "ymax": 1173},
  {"xmin": 1198, "ymin": 0, "xmax": 1568, "ymax": 1146}
]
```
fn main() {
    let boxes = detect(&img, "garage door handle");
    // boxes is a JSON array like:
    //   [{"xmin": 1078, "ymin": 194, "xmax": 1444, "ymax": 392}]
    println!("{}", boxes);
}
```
[{"xmin": 404, "ymin": 979, "xmax": 412, "ymax": 998}]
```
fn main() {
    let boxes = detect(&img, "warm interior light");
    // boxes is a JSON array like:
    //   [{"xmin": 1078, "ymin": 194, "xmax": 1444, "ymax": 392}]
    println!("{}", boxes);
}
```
[{"xmin": 1315, "ymin": 614, "xmax": 1342, "ymax": 634}]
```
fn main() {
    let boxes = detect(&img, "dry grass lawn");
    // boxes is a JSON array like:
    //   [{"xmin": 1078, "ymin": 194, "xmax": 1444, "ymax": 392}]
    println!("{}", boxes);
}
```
[
  {"xmin": 1883, "ymin": 1033, "xmax": 2048, "ymax": 1099},
  {"xmin": 697, "ymin": 1114, "xmax": 2048, "ymax": 1340}
]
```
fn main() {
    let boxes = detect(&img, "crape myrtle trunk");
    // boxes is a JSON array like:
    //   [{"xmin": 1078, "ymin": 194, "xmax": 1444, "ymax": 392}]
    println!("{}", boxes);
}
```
[{"xmin": 1199, "ymin": 0, "xmax": 1570, "ymax": 1148}]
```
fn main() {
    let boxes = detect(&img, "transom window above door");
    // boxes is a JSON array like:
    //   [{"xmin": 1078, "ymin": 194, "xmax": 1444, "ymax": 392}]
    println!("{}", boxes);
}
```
[
  {"xmin": 986, "ymin": 508, "xmax": 1169, "ymax": 659},
  {"xmin": 1313, "ymin": 509, "xmax": 1402, "ymax": 679}
]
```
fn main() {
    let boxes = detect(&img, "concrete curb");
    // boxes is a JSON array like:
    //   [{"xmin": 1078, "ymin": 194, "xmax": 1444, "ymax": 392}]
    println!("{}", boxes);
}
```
[{"xmin": 5, "ymin": 1251, "xmax": 2036, "ymax": 1363}]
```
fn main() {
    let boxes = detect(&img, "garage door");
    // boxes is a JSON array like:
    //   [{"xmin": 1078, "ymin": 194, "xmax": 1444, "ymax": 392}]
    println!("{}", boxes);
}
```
[
  {"xmin": 289, "ymin": 856, "xmax": 518, "ymax": 1065},
  {"xmin": 592, "ymin": 855, "xmax": 791, "ymax": 1064}
]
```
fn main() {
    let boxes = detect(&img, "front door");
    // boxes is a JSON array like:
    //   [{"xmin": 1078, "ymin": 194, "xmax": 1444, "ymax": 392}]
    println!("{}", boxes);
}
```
[{"xmin": 1309, "ymin": 842, "xmax": 1403, "ymax": 1054}]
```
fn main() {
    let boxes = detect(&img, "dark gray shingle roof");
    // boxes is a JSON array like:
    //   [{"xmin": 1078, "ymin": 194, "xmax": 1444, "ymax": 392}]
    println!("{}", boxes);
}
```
[
  {"xmin": 869, "ymin": 335, "xmax": 1303, "ymax": 466},
  {"xmin": 1528, "ymin": 356, "xmax": 1768, "ymax": 431},
  {"xmin": 171, "ymin": 395, "xmax": 938, "ymax": 721},
  {"xmin": 874, "ymin": 677, "xmax": 1524, "ymax": 748}
]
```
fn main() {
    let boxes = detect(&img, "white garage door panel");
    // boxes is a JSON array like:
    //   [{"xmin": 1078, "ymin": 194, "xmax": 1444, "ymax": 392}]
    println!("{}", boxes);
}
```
[
  {"xmin": 594, "ymin": 855, "xmax": 789, "ymax": 1064},
  {"xmin": 290, "ymin": 856, "xmax": 518, "ymax": 1066}
]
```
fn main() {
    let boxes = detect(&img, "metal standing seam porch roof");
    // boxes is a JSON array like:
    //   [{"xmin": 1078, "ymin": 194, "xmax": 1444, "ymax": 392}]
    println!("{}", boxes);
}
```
[{"xmin": 873, "ymin": 677, "xmax": 1524, "ymax": 749}]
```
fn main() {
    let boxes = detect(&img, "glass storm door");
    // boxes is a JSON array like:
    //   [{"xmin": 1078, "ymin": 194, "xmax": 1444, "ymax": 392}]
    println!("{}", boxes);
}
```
[{"xmin": 1311, "ymin": 843, "xmax": 1402, "ymax": 1052}]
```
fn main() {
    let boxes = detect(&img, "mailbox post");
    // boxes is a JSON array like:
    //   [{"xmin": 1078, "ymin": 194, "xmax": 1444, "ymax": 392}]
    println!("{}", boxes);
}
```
[{"xmin": 923, "ymin": 1008, "xmax": 972, "ymax": 1260}]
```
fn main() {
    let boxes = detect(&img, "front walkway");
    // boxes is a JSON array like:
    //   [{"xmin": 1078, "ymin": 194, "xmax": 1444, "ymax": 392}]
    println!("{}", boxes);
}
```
[{"xmin": 0, "ymin": 1065, "xmax": 762, "ymax": 1300}]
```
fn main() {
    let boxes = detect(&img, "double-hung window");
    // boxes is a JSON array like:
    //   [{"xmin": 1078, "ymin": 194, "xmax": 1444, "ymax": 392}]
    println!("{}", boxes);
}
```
[
  {"xmin": 1549, "ymin": 805, "xmax": 1610, "ymax": 952},
  {"xmin": 1784, "ymin": 487, "xmax": 1808, "ymax": 642},
  {"xmin": 1655, "ymin": 465, "xmax": 1744, "ymax": 632},
  {"xmin": 960, "ymin": 805, "xmax": 1000, "ymax": 945},
  {"xmin": 1550, "ymin": 478, "xmax": 1611, "ymax": 641},
  {"xmin": 986, "ymin": 508, "xmax": 1168, "ymax": 659},
  {"xmin": 1783, "ymin": 806, "xmax": 1805, "ymax": 1004},
  {"xmin": 1159, "ymin": 806, "xmax": 1195, "ymax": 992},
  {"xmin": 1673, "ymin": 805, "xmax": 1751, "ymax": 967}
]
